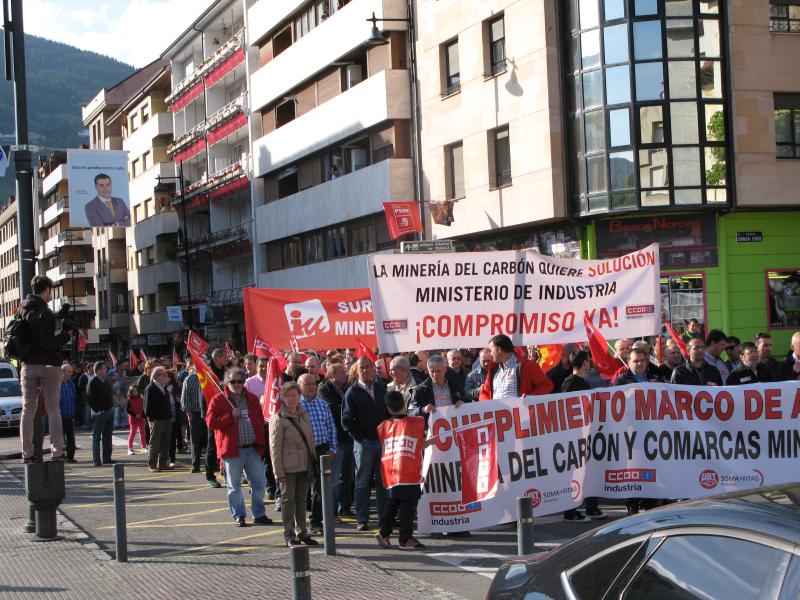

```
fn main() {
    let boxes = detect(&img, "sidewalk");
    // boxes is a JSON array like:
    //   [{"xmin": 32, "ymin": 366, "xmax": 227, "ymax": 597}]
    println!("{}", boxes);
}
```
[{"xmin": 0, "ymin": 464, "xmax": 464, "ymax": 600}]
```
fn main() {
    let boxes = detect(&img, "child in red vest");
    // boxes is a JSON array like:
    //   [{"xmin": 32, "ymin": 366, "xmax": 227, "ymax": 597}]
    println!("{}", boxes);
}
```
[{"xmin": 375, "ymin": 390, "xmax": 426, "ymax": 550}]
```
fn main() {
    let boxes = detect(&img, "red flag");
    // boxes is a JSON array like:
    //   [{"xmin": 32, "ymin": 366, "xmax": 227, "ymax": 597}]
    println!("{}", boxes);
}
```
[
  {"xmin": 76, "ymin": 333, "xmax": 87, "ymax": 352},
  {"xmin": 186, "ymin": 344, "xmax": 222, "ymax": 406},
  {"xmin": 289, "ymin": 335, "xmax": 300, "ymax": 353},
  {"xmin": 139, "ymin": 348, "xmax": 147, "ymax": 363},
  {"xmin": 383, "ymin": 202, "xmax": 424, "ymax": 240},
  {"xmin": 129, "ymin": 350, "xmax": 139, "ymax": 370},
  {"xmin": 172, "ymin": 347, "xmax": 182, "ymax": 366},
  {"xmin": 261, "ymin": 356, "xmax": 284, "ymax": 419},
  {"xmin": 354, "ymin": 337, "xmax": 377, "ymax": 361},
  {"xmin": 224, "ymin": 342, "xmax": 235, "ymax": 360},
  {"xmin": 187, "ymin": 330, "xmax": 209, "ymax": 356},
  {"xmin": 108, "ymin": 350, "xmax": 117, "ymax": 368},
  {"xmin": 537, "ymin": 344, "xmax": 563, "ymax": 373},
  {"xmin": 583, "ymin": 315, "xmax": 624, "ymax": 380},
  {"xmin": 664, "ymin": 321, "xmax": 689, "ymax": 358},
  {"xmin": 253, "ymin": 336, "xmax": 288, "ymax": 371},
  {"xmin": 455, "ymin": 421, "xmax": 499, "ymax": 505}
]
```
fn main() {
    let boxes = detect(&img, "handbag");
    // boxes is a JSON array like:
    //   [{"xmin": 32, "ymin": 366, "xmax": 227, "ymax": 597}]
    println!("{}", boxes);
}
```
[{"xmin": 286, "ymin": 414, "xmax": 320, "ymax": 477}]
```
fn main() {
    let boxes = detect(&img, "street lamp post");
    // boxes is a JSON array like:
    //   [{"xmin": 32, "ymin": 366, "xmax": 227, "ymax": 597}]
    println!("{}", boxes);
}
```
[{"xmin": 154, "ymin": 162, "xmax": 193, "ymax": 332}]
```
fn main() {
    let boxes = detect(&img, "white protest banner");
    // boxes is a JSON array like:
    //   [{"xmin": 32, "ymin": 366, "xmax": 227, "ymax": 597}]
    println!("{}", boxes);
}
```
[
  {"xmin": 368, "ymin": 245, "xmax": 660, "ymax": 352},
  {"xmin": 418, "ymin": 381, "xmax": 800, "ymax": 533}
]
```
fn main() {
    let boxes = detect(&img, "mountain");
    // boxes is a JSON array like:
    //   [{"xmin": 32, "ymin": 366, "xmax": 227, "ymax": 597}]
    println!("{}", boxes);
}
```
[{"xmin": 0, "ymin": 32, "xmax": 135, "ymax": 203}]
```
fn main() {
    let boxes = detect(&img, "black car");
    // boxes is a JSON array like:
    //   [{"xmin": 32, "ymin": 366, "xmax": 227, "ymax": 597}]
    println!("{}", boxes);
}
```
[{"xmin": 488, "ymin": 484, "xmax": 800, "ymax": 599}]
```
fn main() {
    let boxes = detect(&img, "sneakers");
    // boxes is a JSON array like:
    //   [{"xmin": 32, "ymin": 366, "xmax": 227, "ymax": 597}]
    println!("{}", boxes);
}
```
[
  {"xmin": 149, "ymin": 467, "xmax": 161, "ymax": 473},
  {"xmin": 356, "ymin": 522, "xmax": 369, "ymax": 531},
  {"xmin": 127, "ymin": 449, "xmax": 135, "ymax": 456},
  {"xmin": 398, "ymin": 537, "xmax": 426, "ymax": 550},
  {"xmin": 275, "ymin": 498, "xmax": 282, "ymax": 511},
  {"xmin": 298, "ymin": 534, "xmax": 319, "ymax": 546},
  {"xmin": 375, "ymin": 532, "xmax": 391, "ymax": 549},
  {"xmin": 585, "ymin": 507, "xmax": 608, "ymax": 520},
  {"xmin": 253, "ymin": 515, "xmax": 274, "ymax": 525},
  {"xmin": 237, "ymin": 517, "xmax": 248, "ymax": 527},
  {"xmin": 206, "ymin": 478, "xmax": 222, "ymax": 488},
  {"xmin": 563, "ymin": 510, "xmax": 588, "ymax": 522}
]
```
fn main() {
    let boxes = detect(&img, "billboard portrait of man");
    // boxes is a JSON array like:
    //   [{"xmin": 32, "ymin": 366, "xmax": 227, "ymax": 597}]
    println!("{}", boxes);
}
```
[
  {"xmin": 84, "ymin": 172, "xmax": 131, "ymax": 227},
  {"xmin": 67, "ymin": 149, "xmax": 130, "ymax": 229}
]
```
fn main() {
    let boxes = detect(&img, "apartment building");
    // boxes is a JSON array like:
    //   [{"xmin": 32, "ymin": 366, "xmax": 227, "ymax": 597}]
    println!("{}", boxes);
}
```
[
  {"xmin": 82, "ymin": 61, "xmax": 166, "ymax": 353},
  {"xmin": 0, "ymin": 198, "xmax": 21, "ymax": 340},
  {"xmin": 161, "ymin": 0, "xmax": 254, "ymax": 348},
  {"xmin": 418, "ymin": 0, "xmax": 800, "ymax": 349},
  {"xmin": 249, "ymin": 0, "xmax": 414, "ymax": 289},
  {"xmin": 116, "ymin": 61, "xmax": 181, "ymax": 354},
  {"xmin": 36, "ymin": 153, "xmax": 97, "ymax": 343}
]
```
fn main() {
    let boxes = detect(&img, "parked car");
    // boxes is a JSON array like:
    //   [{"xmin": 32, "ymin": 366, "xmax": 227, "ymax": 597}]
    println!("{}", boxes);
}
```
[
  {"xmin": 0, "ymin": 377, "xmax": 22, "ymax": 430},
  {"xmin": 0, "ymin": 362, "xmax": 18, "ymax": 379},
  {"xmin": 488, "ymin": 484, "xmax": 800, "ymax": 599}
]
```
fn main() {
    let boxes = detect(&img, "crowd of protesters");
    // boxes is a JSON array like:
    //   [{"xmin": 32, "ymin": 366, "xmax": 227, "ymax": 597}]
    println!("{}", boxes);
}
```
[{"xmin": 13, "ymin": 276, "xmax": 800, "ymax": 548}]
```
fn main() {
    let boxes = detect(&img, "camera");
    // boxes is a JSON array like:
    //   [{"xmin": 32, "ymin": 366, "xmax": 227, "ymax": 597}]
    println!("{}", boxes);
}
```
[{"xmin": 58, "ymin": 302, "xmax": 79, "ymax": 332}]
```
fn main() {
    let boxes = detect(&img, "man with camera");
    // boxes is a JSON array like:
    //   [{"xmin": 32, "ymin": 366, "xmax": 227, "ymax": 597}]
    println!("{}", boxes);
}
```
[{"xmin": 18, "ymin": 276, "xmax": 74, "ymax": 463}]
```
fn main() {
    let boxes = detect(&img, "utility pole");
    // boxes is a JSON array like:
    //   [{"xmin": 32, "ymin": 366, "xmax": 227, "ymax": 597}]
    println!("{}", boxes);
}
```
[{"xmin": 4, "ymin": 0, "xmax": 34, "ymax": 297}]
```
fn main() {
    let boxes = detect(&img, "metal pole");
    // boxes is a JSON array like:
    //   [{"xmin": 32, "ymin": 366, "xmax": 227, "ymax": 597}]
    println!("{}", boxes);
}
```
[
  {"xmin": 517, "ymin": 496, "xmax": 534, "ymax": 556},
  {"xmin": 4, "ymin": 0, "xmax": 34, "ymax": 297},
  {"xmin": 178, "ymin": 161, "xmax": 193, "ymax": 332},
  {"xmin": 113, "ymin": 463, "xmax": 128, "ymax": 562},
  {"xmin": 320, "ymin": 454, "xmax": 335, "ymax": 556},
  {"xmin": 290, "ymin": 544, "xmax": 312, "ymax": 600},
  {"xmin": 24, "ymin": 502, "xmax": 35, "ymax": 533}
]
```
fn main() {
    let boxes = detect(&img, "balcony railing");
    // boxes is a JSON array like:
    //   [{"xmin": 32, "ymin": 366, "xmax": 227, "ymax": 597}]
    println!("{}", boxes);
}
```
[
  {"xmin": 211, "ymin": 285, "xmax": 253, "ymax": 322},
  {"xmin": 172, "ymin": 158, "xmax": 249, "ymax": 206},
  {"xmin": 206, "ymin": 92, "xmax": 247, "ymax": 132}
]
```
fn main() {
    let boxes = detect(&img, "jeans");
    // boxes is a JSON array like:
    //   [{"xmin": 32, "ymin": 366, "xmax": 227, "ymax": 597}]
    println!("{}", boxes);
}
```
[
  {"xmin": 206, "ymin": 425, "xmax": 218, "ymax": 479},
  {"xmin": 20, "ymin": 364, "xmax": 64, "ymax": 460},
  {"xmin": 62, "ymin": 416, "xmax": 76, "ymax": 460},
  {"xmin": 332, "ymin": 441, "xmax": 354, "ymax": 514},
  {"xmin": 223, "ymin": 446, "xmax": 267, "ymax": 521},
  {"xmin": 91, "ymin": 408, "xmax": 114, "ymax": 464},
  {"xmin": 353, "ymin": 439, "xmax": 387, "ymax": 524},
  {"xmin": 262, "ymin": 423, "xmax": 279, "ymax": 498},
  {"xmin": 189, "ymin": 412, "xmax": 207, "ymax": 471}
]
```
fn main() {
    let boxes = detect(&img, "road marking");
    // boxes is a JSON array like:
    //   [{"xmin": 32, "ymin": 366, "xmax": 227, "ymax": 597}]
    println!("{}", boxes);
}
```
[
  {"xmin": 428, "ymin": 548, "xmax": 508, "ymax": 580},
  {"xmin": 125, "ymin": 522, "xmax": 243, "ymax": 529},
  {"xmin": 69, "ymin": 499, "xmax": 228, "ymax": 509},
  {"xmin": 97, "ymin": 507, "xmax": 231, "ymax": 529},
  {"xmin": 162, "ymin": 528, "xmax": 284, "ymax": 557},
  {"xmin": 83, "ymin": 470, "xmax": 193, "ymax": 488}
]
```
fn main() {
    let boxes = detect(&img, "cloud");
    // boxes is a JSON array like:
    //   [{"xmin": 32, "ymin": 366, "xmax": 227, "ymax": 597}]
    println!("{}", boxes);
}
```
[{"xmin": 24, "ymin": 0, "xmax": 214, "ymax": 67}]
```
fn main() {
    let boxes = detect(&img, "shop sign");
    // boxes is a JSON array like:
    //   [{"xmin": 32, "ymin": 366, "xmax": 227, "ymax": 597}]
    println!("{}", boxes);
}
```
[
  {"xmin": 596, "ymin": 213, "xmax": 717, "ymax": 268},
  {"xmin": 166, "ymin": 306, "xmax": 183, "ymax": 322},
  {"xmin": 455, "ymin": 226, "xmax": 583, "ymax": 259},
  {"xmin": 147, "ymin": 334, "xmax": 168, "ymax": 346},
  {"xmin": 736, "ymin": 231, "xmax": 763, "ymax": 243}
]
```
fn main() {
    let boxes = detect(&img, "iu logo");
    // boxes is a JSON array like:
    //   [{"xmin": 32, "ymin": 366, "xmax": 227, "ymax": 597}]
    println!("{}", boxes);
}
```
[{"xmin": 284, "ymin": 299, "xmax": 331, "ymax": 339}]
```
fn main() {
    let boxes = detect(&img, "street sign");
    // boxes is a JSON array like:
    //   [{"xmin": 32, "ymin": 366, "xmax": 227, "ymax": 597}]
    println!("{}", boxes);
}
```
[
  {"xmin": 736, "ymin": 231, "xmax": 763, "ymax": 243},
  {"xmin": 166, "ymin": 306, "xmax": 183, "ymax": 322},
  {"xmin": 400, "ymin": 240, "xmax": 454, "ymax": 253}
]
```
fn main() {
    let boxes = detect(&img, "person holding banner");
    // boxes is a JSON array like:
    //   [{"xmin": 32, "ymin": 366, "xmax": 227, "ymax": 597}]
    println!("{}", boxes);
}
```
[
  {"xmin": 727, "ymin": 342, "xmax": 771, "ymax": 386},
  {"xmin": 655, "ymin": 339, "xmax": 684, "ymax": 381},
  {"xmin": 671, "ymin": 339, "xmax": 723, "ymax": 386},
  {"xmin": 480, "ymin": 334, "xmax": 553, "ymax": 400},
  {"xmin": 612, "ymin": 348, "xmax": 664, "ymax": 385},
  {"xmin": 342, "ymin": 357, "xmax": 389, "ymax": 531},
  {"xmin": 465, "ymin": 348, "xmax": 491, "ymax": 402},
  {"xmin": 375, "ymin": 391, "xmax": 426, "ymax": 550},
  {"xmin": 409, "ymin": 355, "xmax": 467, "ymax": 425},
  {"xmin": 387, "ymin": 356, "xmax": 417, "ymax": 409},
  {"xmin": 246, "ymin": 356, "xmax": 280, "ymax": 501},
  {"xmin": 782, "ymin": 332, "xmax": 800, "ymax": 380},
  {"xmin": 318, "ymin": 362, "xmax": 355, "ymax": 517}
]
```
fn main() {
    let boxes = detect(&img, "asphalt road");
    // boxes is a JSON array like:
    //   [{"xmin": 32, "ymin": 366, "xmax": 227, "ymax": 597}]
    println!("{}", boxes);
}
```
[{"xmin": 1, "ymin": 428, "xmax": 629, "ymax": 600}]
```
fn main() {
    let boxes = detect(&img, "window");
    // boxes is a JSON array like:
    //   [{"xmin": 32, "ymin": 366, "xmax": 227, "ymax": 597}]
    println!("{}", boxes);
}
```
[
  {"xmin": 443, "ymin": 39, "xmax": 460, "ymax": 96},
  {"xmin": 624, "ymin": 535, "xmax": 791, "ymax": 599},
  {"xmin": 570, "ymin": 541, "xmax": 646, "ymax": 599},
  {"xmin": 491, "ymin": 126, "xmax": 512, "ymax": 188},
  {"xmin": 275, "ymin": 98, "xmax": 296, "ymax": 128},
  {"xmin": 446, "ymin": 142, "xmax": 465, "ymax": 200},
  {"xmin": 775, "ymin": 93, "xmax": 800, "ymax": 158},
  {"xmin": 488, "ymin": 15, "xmax": 506, "ymax": 75},
  {"xmin": 770, "ymin": 0, "xmax": 800, "ymax": 32},
  {"xmin": 349, "ymin": 221, "xmax": 375, "ymax": 255},
  {"xmin": 767, "ymin": 269, "xmax": 800, "ymax": 329}
]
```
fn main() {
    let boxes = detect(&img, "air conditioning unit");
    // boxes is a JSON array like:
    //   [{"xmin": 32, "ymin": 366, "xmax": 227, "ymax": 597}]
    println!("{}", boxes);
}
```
[{"xmin": 345, "ymin": 65, "xmax": 363, "ymax": 89}]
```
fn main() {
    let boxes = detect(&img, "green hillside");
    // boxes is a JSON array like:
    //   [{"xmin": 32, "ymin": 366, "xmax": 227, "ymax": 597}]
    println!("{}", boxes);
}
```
[{"xmin": 0, "ymin": 32, "xmax": 135, "ymax": 204}]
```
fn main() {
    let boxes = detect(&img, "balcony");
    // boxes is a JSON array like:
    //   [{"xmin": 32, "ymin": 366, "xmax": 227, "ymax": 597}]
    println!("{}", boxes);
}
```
[
  {"xmin": 257, "ymin": 158, "xmax": 412, "ymax": 244},
  {"xmin": 133, "ymin": 311, "xmax": 177, "ymax": 334},
  {"xmin": 178, "ymin": 220, "xmax": 252, "ymax": 261},
  {"xmin": 253, "ymin": 69, "xmax": 410, "ymax": 177},
  {"xmin": 260, "ymin": 254, "xmax": 373, "ymax": 289},
  {"xmin": 130, "ymin": 161, "xmax": 175, "ymax": 203},
  {"xmin": 97, "ymin": 259, "xmax": 128, "ymax": 284},
  {"xmin": 52, "ymin": 294, "xmax": 96, "ymax": 313},
  {"xmin": 42, "ymin": 164, "xmax": 67, "ymax": 197},
  {"xmin": 210, "ymin": 285, "xmax": 251, "ymax": 323},
  {"xmin": 41, "ymin": 197, "xmax": 69, "ymax": 228},
  {"xmin": 46, "ymin": 262, "xmax": 95, "ymax": 282},
  {"xmin": 133, "ymin": 261, "xmax": 179, "ymax": 295},
  {"xmin": 124, "ymin": 112, "xmax": 173, "ymax": 160},
  {"xmin": 167, "ymin": 121, "xmax": 206, "ymax": 157},
  {"xmin": 133, "ymin": 210, "xmax": 179, "ymax": 249},
  {"xmin": 249, "ymin": 0, "xmax": 407, "ymax": 113},
  {"xmin": 57, "ymin": 230, "xmax": 92, "ymax": 246}
]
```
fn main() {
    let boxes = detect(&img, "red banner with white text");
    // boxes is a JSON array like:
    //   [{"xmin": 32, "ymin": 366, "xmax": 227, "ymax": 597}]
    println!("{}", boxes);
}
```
[{"xmin": 383, "ymin": 202, "xmax": 423, "ymax": 240}]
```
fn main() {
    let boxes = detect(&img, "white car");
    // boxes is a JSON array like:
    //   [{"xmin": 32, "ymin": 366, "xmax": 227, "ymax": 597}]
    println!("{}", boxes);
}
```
[
  {"xmin": 0, "ymin": 378, "xmax": 22, "ymax": 430},
  {"xmin": 0, "ymin": 362, "xmax": 18, "ymax": 379}
]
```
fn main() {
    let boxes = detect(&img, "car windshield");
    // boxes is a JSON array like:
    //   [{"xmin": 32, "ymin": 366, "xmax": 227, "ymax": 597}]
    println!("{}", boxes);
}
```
[{"xmin": 0, "ymin": 381, "xmax": 21, "ymax": 397}]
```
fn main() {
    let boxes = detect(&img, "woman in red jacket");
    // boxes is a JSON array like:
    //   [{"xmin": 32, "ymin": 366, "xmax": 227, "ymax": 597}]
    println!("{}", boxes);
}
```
[
  {"xmin": 125, "ymin": 385, "xmax": 147, "ymax": 455},
  {"xmin": 206, "ymin": 367, "xmax": 273, "ymax": 528}
]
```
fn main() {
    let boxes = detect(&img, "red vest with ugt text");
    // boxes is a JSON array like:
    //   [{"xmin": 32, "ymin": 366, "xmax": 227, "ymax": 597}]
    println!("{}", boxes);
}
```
[{"xmin": 377, "ymin": 416, "xmax": 426, "ymax": 489}]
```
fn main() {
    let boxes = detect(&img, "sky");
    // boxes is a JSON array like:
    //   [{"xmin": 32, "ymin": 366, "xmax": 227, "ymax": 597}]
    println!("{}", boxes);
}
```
[{"xmin": 24, "ymin": 0, "xmax": 216, "ymax": 67}]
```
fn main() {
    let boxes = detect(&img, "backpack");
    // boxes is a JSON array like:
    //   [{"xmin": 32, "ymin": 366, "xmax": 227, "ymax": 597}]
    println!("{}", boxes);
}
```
[{"xmin": 5, "ymin": 310, "xmax": 37, "ymax": 361}]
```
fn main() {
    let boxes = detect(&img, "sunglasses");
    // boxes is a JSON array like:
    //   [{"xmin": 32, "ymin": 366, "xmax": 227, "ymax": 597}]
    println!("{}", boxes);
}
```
[{"xmin": 229, "ymin": 379, "xmax": 245, "ymax": 385}]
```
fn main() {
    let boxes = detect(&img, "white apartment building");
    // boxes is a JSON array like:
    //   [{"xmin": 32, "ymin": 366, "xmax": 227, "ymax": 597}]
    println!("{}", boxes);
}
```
[
  {"xmin": 249, "ymin": 0, "xmax": 414, "ymax": 289},
  {"xmin": 161, "ymin": 0, "xmax": 255, "ymax": 348},
  {"xmin": 0, "ymin": 199, "xmax": 21, "ymax": 340}
]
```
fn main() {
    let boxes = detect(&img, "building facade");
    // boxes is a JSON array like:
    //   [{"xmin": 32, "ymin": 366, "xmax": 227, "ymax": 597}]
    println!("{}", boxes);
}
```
[
  {"xmin": 162, "ymin": 0, "xmax": 254, "ymax": 349},
  {"xmin": 249, "ymin": 0, "xmax": 414, "ymax": 290},
  {"xmin": 0, "ymin": 199, "xmax": 21, "ymax": 341}
]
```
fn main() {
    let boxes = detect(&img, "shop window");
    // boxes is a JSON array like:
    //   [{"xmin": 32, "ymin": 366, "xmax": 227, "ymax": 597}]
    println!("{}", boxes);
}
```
[
  {"xmin": 770, "ymin": 0, "xmax": 800, "ymax": 33},
  {"xmin": 766, "ymin": 269, "xmax": 800, "ymax": 329},
  {"xmin": 661, "ymin": 273, "xmax": 707, "ymax": 340}
]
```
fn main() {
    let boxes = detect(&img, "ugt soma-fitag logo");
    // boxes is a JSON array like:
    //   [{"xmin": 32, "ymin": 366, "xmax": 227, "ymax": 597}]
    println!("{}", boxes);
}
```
[
  {"xmin": 524, "ymin": 482, "xmax": 580, "ymax": 509},
  {"xmin": 699, "ymin": 469, "xmax": 765, "ymax": 491},
  {"xmin": 604, "ymin": 468, "xmax": 657, "ymax": 493},
  {"xmin": 284, "ymin": 299, "xmax": 331, "ymax": 339}
]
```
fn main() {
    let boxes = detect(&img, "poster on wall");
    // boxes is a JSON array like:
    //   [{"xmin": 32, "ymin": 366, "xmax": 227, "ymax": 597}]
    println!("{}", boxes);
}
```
[
  {"xmin": 67, "ymin": 149, "xmax": 130, "ymax": 228},
  {"xmin": 767, "ymin": 269, "xmax": 800, "ymax": 329},
  {"xmin": 596, "ymin": 213, "xmax": 717, "ymax": 268}
]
